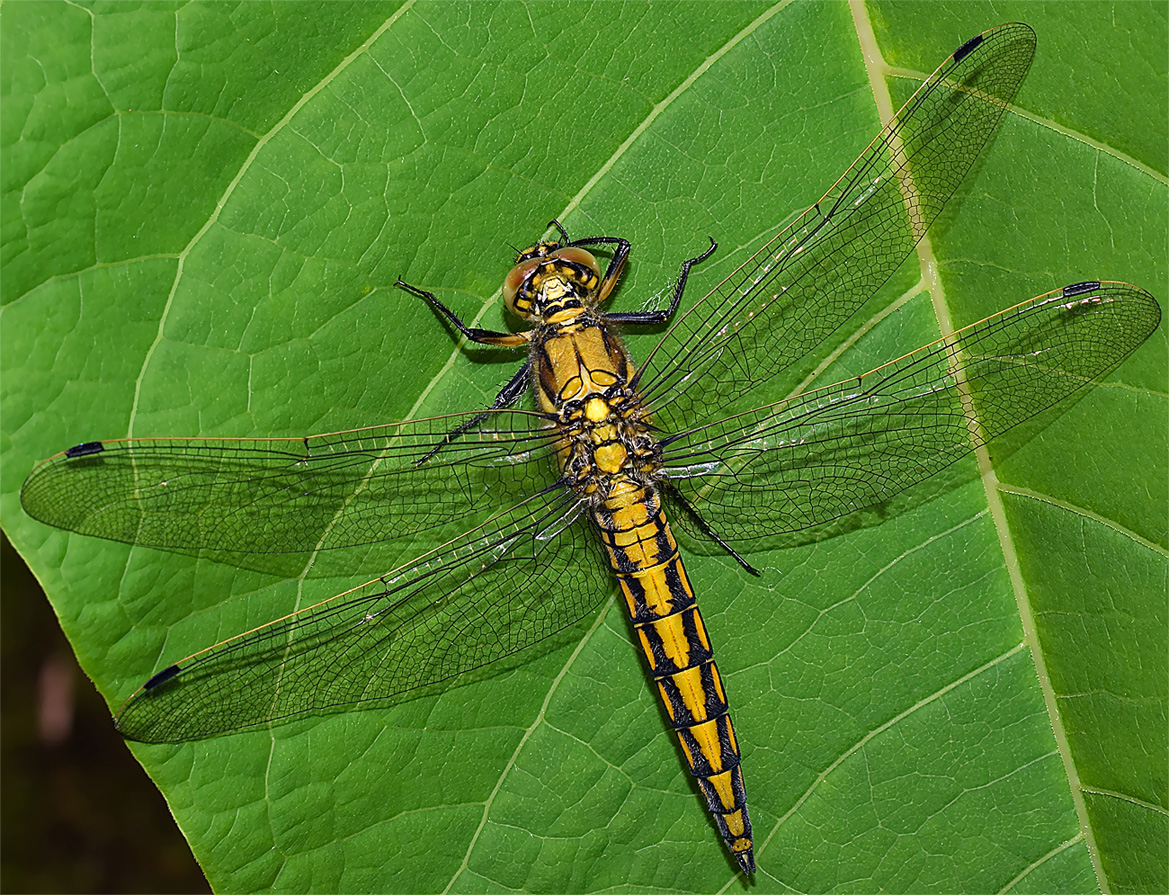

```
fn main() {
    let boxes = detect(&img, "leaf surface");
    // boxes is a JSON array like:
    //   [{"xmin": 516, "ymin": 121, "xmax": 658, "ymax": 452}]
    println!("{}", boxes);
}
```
[{"xmin": 2, "ymin": 2, "xmax": 1165, "ymax": 892}]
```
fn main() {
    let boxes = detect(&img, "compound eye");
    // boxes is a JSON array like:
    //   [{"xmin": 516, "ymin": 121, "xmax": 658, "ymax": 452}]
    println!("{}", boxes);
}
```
[
  {"xmin": 502, "ymin": 257, "xmax": 543, "ymax": 319},
  {"xmin": 551, "ymin": 247, "xmax": 601, "ymax": 278}
]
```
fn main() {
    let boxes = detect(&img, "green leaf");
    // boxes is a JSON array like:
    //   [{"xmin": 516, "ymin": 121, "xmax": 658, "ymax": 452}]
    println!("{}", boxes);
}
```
[{"xmin": 2, "ymin": 2, "xmax": 1165, "ymax": 892}]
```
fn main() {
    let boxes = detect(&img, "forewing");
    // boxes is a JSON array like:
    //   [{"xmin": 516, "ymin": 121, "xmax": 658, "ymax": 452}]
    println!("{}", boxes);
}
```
[
  {"xmin": 21, "ymin": 409, "xmax": 558, "ymax": 570},
  {"xmin": 637, "ymin": 23, "xmax": 1036, "ymax": 433},
  {"xmin": 114, "ymin": 484, "xmax": 608, "ymax": 742},
  {"xmin": 661, "ymin": 283, "xmax": 1160, "ymax": 541}
]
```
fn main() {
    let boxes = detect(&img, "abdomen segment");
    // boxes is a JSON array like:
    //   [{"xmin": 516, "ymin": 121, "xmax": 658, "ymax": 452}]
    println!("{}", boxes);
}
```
[{"xmin": 595, "ymin": 490, "xmax": 754, "ymax": 874}]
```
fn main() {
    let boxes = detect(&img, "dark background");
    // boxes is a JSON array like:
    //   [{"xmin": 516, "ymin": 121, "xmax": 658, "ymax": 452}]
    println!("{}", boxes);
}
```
[{"xmin": 1, "ymin": 533, "xmax": 210, "ymax": 893}]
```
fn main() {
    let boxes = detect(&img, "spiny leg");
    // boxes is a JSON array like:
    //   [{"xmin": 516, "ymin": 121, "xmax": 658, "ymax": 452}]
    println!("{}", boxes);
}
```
[
  {"xmin": 665, "ymin": 482, "xmax": 759, "ymax": 576},
  {"xmin": 547, "ymin": 219, "xmax": 632, "ymax": 305},
  {"xmin": 396, "ymin": 278, "xmax": 531, "ymax": 462},
  {"xmin": 609, "ymin": 237, "xmax": 717, "ymax": 326},
  {"xmin": 416, "ymin": 361, "xmax": 532, "ymax": 464},
  {"xmin": 396, "ymin": 278, "xmax": 529, "ymax": 348}
]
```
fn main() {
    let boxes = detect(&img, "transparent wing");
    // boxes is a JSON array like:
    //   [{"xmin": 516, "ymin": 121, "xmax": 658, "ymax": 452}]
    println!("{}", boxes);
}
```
[
  {"xmin": 21, "ymin": 409, "xmax": 559, "ymax": 568},
  {"xmin": 661, "ymin": 283, "xmax": 1160, "ymax": 540},
  {"xmin": 114, "ymin": 484, "xmax": 609, "ymax": 742},
  {"xmin": 637, "ymin": 23, "xmax": 1036, "ymax": 433}
]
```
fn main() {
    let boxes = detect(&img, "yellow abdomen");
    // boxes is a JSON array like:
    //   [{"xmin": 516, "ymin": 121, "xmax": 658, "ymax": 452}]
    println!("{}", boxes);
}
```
[{"xmin": 593, "ymin": 481, "xmax": 754, "ymax": 872}]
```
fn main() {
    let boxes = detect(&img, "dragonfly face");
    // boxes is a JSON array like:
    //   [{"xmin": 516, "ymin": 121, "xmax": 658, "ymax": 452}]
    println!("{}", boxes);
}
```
[
  {"xmin": 19, "ymin": 22, "xmax": 1161, "ymax": 877},
  {"xmin": 502, "ymin": 242, "xmax": 603, "ymax": 321}
]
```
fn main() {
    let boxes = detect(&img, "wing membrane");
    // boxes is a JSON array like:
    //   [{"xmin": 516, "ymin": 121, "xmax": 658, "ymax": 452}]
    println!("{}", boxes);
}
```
[
  {"xmin": 21, "ymin": 410, "xmax": 558, "ymax": 565},
  {"xmin": 115, "ymin": 484, "xmax": 608, "ymax": 742},
  {"xmin": 661, "ymin": 282, "xmax": 1160, "ymax": 540},
  {"xmin": 637, "ymin": 23, "xmax": 1036, "ymax": 433}
]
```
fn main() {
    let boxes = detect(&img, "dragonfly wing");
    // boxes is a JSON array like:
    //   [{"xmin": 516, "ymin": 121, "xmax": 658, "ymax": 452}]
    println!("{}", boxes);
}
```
[
  {"xmin": 637, "ymin": 23, "xmax": 1036, "ymax": 434},
  {"xmin": 21, "ymin": 409, "xmax": 557, "ymax": 568},
  {"xmin": 115, "ymin": 483, "xmax": 608, "ymax": 742},
  {"xmin": 660, "ymin": 283, "xmax": 1160, "ymax": 541}
]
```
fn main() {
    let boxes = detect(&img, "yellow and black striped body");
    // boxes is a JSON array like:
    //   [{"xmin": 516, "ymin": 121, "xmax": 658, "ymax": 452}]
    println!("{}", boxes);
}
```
[
  {"xmin": 595, "ymin": 482, "xmax": 754, "ymax": 872},
  {"xmin": 514, "ymin": 240, "xmax": 754, "ymax": 873}
]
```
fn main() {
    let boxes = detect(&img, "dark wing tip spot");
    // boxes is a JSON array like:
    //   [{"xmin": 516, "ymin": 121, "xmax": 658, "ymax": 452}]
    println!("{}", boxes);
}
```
[
  {"xmin": 953, "ymin": 33, "xmax": 984, "ymax": 63},
  {"xmin": 1064, "ymin": 281, "xmax": 1102, "ymax": 297},
  {"xmin": 143, "ymin": 664, "xmax": 182, "ymax": 690},
  {"xmin": 65, "ymin": 441, "xmax": 105, "ymax": 458}
]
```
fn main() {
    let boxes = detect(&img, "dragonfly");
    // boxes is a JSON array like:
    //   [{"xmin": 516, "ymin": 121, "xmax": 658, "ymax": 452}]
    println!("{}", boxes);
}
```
[{"xmin": 20, "ymin": 23, "xmax": 1161, "ymax": 875}]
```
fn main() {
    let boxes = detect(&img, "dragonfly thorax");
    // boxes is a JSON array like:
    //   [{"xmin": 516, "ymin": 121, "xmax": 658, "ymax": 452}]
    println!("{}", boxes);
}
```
[
  {"xmin": 529, "ymin": 296, "xmax": 661, "ymax": 502},
  {"xmin": 503, "ymin": 242, "xmax": 602, "ymax": 322},
  {"xmin": 553, "ymin": 383, "xmax": 662, "ymax": 504}
]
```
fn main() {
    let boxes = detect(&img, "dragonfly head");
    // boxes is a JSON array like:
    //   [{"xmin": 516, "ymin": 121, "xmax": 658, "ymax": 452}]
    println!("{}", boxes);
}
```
[{"xmin": 503, "ymin": 241, "xmax": 601, "ymax": 322}]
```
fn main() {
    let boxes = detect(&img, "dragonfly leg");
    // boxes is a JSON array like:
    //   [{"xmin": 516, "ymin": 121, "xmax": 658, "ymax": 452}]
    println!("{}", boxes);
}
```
[
  {"xmin": 552, "ymin": 222, "xmax": 632, "ymax": 305},
  {"xmin": 397, "ymin": 278, "xmax": 535, "ymax": 462},
  {"xmin": 547, "ymin": 218, "xmax": 570, "ymax": 243},
  {"xmin": 417, "ymin": 359, "xmax": 533, "ymax": 465},
  {"xmin": 396, "ymin": 278, "xmax": 529, "ymax": 348},
  {"xmin": 664, "ymin": 483, "xmax": 760, "ymax": 577},
  {"xmin": 607, "ymin": 237, "xmax": 717, "ymax": 326}
]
